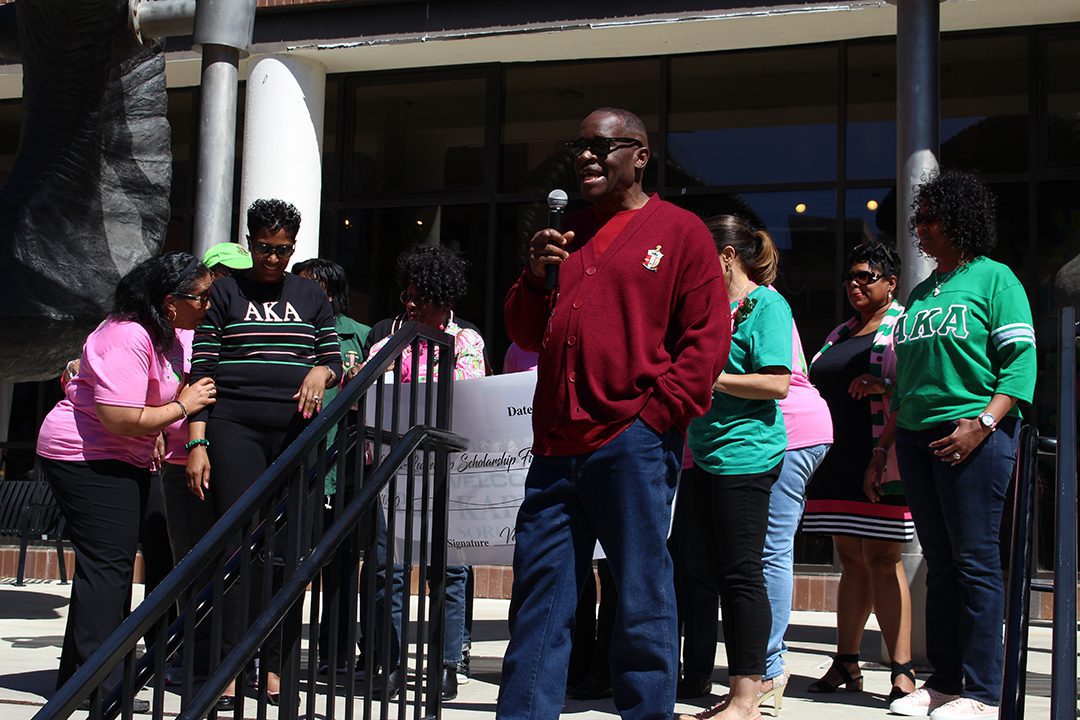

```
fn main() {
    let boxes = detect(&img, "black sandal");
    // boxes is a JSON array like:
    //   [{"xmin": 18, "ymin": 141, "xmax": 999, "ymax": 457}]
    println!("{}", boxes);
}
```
[
  {"xmin": 888, "ymin": 661, "xmax": 916, "ymax": 703},
  {"xmin": 808, "ymin": 653, "xmax": 863, "ymax": 693}
]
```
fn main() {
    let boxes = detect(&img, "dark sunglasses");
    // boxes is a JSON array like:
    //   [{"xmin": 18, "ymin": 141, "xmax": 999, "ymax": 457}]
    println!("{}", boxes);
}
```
[
  {"xmin": 840, "ymin": 270, "xmax": 884, "ymax": 286},
  {"xmin": 400, "ymin": 290, "xmax": 433, "ymax": 306},
  {"xmin": 564, "ymin": 136, "xmax": 643, "ymax": 158},
  {"xmin": 251, "ymin": 241, "xmax": 295, "ymax": 258},
  {"xmin": 172, "ymin": 289, "xmax": 211, "ymax": 306}
]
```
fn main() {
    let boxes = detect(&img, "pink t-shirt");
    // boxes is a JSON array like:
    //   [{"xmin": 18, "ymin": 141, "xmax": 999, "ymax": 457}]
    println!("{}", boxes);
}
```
[
  {"xmin": 779, "ymin": 320, "xmax": 833, "ymax": 450},
  {"xmin": 37, "ymin": 319, "xmax": 185, "ymax": 468},
  {"xmin": 162, "ymin": 329, "xmax": 193, "ymax": 465},
  {"xmin": 502, "ymin": 343, "xmax": 538, "ymax": 374}
]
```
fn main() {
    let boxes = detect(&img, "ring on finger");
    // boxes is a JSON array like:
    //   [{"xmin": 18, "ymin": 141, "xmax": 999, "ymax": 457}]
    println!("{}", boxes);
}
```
[{"xmin": 951, "ymin": 451, "xmax": 961, "ymax": 460}]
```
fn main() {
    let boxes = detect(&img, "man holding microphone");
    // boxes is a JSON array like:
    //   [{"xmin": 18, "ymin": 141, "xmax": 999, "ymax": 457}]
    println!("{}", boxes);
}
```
[{"xmin": 497, "ymin": 107, "xmax": 731, "ymax": 720}]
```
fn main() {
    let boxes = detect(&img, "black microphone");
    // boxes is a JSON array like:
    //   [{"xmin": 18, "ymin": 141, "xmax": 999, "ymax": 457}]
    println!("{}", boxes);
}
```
[{"xmin": 546, "ymin": 189, "xmax": 568, "ymax": 291}]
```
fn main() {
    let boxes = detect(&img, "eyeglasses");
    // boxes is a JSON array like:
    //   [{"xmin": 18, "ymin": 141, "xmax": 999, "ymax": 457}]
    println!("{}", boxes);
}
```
[
  {"xmin": 564, "ymin": 136, "xmax": 643, "ymax": 158},
  {"xmin": 251, "ymin": 241, "xmax": 295, "ymax": 258},
  {"xmin": 400, "ymin": 290, "xmax": 432, "ymax": 306},
  {"xmin": 173, "ymin": 289, "xmax": 211, "ymax": 306},
  {"xmin": 840, "ymin": 270, "xmax": 884, "ymax": 286}
]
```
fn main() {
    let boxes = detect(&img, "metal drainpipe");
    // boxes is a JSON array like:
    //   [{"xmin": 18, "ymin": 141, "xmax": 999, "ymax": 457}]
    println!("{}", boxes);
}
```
[
  {"xmin": 191, "ymin": 0, "xmax": 257, "ymax": 259},
  {"xmin": 887, "ymin": 0, "xmax": 942, "ymax": 670},
  {"xmin": 895, "ymin": 0, "xmax": 940, "ymax": 298}
]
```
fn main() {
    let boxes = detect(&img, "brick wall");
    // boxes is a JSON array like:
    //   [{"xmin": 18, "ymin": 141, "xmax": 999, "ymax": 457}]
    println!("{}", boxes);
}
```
[{"xmin": 7, "ymin": 545, "xmax": 1071, "ymax": 621}]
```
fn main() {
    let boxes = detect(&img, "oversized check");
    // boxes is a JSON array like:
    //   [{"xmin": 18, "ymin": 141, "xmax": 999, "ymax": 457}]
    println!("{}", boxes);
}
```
[{"xmin": 366, "ymin": 372, "xmax": 536, "ymax": 565}]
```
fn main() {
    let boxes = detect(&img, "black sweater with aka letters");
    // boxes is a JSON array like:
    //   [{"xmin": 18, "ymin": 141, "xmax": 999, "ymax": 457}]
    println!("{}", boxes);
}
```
[{"xmin": 190, "ymin": 273, "xmax": 342, "ymax": 427}]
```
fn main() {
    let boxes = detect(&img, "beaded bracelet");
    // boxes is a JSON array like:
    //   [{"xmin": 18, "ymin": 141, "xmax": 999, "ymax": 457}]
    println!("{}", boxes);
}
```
[{"xmin": 185, "ymin": 438, "xmax": 210, "ymax": 451}]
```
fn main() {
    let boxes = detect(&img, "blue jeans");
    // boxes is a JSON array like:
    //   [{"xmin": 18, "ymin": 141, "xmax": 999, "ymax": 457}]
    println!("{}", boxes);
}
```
[
  {"xmin": 497, "ymin": 419, "xmax": 683, "ymax": 720},
  {"xmin": 896, "ymin": 418, "xmax": 1018, "ymax": 705},
  {"xmin": 364, "ymin": 505, "xmax": 468, "ymax": 668},
  {"xmin": 762, "ymin": 444, "xmax": 830, "ymax": 681}
]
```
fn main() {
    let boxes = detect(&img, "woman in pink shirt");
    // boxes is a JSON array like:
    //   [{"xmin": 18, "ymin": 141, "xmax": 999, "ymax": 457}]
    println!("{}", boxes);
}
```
[{"xmin": 36, "ymin": 252, "xmax": 217, "ymax": 693}]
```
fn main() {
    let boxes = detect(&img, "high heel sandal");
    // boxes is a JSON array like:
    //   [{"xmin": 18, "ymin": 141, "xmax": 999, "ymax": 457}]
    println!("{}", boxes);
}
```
[
  {"xmin": 887, "ymin": 661, "xmax": 916, "ymax": 703},
  {"xmin": 807, "ymin": 653, "xmax": 863, "ymax": 693},
  {"xmin": 757, "ymin": 673, "xmax": 788, "ymax": 716}
]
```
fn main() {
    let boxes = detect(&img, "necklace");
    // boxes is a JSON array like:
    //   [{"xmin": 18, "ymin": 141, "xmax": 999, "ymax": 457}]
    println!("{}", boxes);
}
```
[
  {"xmin": 932, "ymin": 260, "xmax": 968, "ymax": 296},
  {"xmin": 729, "ymin": 280, "xmax": 754, "ymax": 305}
]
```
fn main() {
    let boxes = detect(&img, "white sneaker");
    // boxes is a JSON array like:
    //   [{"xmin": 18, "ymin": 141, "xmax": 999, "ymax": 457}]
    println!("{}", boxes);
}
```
[
  {"xmin": 889, "ymin": 686, "xmax": 961, "ymax": 716},
  {"xmin": 929, "ymin": 697, "xmax": 999, "ymax": 719}
]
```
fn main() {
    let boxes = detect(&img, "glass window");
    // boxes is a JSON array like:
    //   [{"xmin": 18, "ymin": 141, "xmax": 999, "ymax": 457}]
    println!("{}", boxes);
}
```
[
  {"xmin": 346, "ymin": 75, "xmax": 487, "ymax": 195},
  {"xmin": 0, "ymin": 100, "xmax": 21, "ymax": 186},
  {"xmin": 1032, "ymin": 181, "xmax": 1080, "ymax": 570},
  {"xmin": 940, "ymin": 35, "xmax": 1029, "ymax": 173},
  {"xmin": 501, "ymin": 59, "xmax": 661, "ymax": 195},
  {"xmin": 846, "ymin": 41, "xmax": 897, "ymax": 181},
  {"xmin": 492, "ymin": 201, "xmax": 553, "ymax": 369},
  {"xmin": 167, "ymin": 89, "xmax": 196, "ymax": 211},
  {"xmin": 668, "ymin": 47, "xmax": 838, "ymax": 188},
  {"xmin": 844, "ymin": 187, "xmax": 895, "ymax": 249},
  {"xmin": 322, "ymin": 76, "xmax": 341, "ymax": 203},
  {"xmin": 333, "ymin": 204, "xmax": 490, "ymax": 344},
  {"xmin": 1045, "ymin": 36, "xmax": 1080, "ymax": 168}
]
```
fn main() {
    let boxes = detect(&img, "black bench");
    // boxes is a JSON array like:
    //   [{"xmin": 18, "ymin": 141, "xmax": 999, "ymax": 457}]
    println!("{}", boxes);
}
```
[{"xmin": 0, "ymin": 473, "xmax": 68, "ymax": 586}]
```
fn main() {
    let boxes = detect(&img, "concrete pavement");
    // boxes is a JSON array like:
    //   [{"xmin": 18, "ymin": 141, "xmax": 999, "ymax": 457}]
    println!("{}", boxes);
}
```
[{"xmin": 0, "ymin": 578, "xmax": 1056, "ymax": 719}]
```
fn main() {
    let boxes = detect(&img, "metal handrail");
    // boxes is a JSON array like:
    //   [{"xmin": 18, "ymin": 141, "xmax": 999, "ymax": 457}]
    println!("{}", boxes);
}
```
[
  {"xmin": 1001, "ymin": 424, "xmax": 1038, "ymax": 720},
  {"xmin": 1000, "ymin": 307, "xmax": 1078, "ymax": 720},
  {"xmin": 35, "ymin": 321, "xmax": 467, "ymax": 720},
  {"xmin": 1050, "ymin": 307, "xmax": 1077, "ymax": 720}
]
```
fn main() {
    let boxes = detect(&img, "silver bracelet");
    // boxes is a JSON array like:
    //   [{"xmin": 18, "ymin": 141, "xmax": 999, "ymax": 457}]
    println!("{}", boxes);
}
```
[{"xmin": 172, "ymin": 399, "xmax": 188, "ymax": 419}]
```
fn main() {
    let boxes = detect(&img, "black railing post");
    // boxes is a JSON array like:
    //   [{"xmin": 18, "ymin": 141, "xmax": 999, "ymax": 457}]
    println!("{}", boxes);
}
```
[
  {"xmin": 1051, "ymin": 307, "xmax": 1077, "ymax": 720},
  {"xmin": 1001, "ymin": 425, "xmax": 1038, "ymax": 720}
]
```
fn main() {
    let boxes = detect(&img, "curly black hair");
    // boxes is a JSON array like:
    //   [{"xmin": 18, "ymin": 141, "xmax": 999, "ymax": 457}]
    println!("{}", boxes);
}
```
[
  {"xmin": 292, "ymin": 257, "xmax": 350, "ymax": 316},
  {"xmin": 112, "ymin": 251, "xmax": 209, "ymax": 354},
  {"xmin": 247, "ymin": 198, "xmax": 301, "ymax": 239},
  {"xmin": 847, "ymin": 241, "xmax": 901, "ymax": 279},
  {"xmin": 910, "ymin": 170, "xmax": 997, "ymax": 258},
  {"xmin": 396, "ymin": 244, "xmax": 469, "ymax": 310}
]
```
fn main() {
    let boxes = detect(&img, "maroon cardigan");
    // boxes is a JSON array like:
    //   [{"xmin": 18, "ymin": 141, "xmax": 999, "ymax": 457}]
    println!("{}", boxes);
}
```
[{"xmin": 505, "ymin": 195, "xmax": 731, "ymax": 456}]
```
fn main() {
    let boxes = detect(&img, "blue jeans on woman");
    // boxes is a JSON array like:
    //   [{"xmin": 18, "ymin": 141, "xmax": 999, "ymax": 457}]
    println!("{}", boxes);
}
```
[
  {"xmin": 762, "ymin": 443, "xmax": 830, "ymax": 681},
  {"xmin": 896, "ymin": 417, "xmax": 1018, "ymax": 705}
]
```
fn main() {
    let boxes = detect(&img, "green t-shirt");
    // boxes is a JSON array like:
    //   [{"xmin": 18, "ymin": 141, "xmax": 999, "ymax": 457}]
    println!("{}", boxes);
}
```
[
  {"xmin": 323, "ymin": 314, "xmax": 372, "ymax": 495},
  {"xmin": 688, "ymin": 286, "xmax": 792, "ymax": 475},
  {"xmin": 893, "ymin": 256, "xmax": 1036, "ymax": 431}
]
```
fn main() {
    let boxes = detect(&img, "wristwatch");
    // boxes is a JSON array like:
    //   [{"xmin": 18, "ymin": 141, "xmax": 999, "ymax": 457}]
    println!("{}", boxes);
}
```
[{"xmin": 977, "ymin": 411, "xmax": 997, "ymax": 431}]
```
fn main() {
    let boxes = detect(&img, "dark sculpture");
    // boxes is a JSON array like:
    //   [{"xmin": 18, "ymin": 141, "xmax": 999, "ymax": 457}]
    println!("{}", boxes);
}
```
[{"xmin": 0, "ymin": 0, "xmax": 171, "ymax": 381}]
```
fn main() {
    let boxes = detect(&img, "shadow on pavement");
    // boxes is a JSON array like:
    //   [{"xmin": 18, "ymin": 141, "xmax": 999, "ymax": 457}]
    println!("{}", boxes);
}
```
[
  {"xmin": 0, "ymin": 588, "xmax": 66, "ymax": 620},
  {"xmin": 0, "ymin": 668, "xmax": 56, "ymax": 699}
]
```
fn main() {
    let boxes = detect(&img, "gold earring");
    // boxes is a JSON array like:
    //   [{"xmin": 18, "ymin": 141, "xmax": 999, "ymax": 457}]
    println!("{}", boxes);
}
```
[{"xmin": 167, "ymin": 308, "xmax": 177, "ymax": 322}]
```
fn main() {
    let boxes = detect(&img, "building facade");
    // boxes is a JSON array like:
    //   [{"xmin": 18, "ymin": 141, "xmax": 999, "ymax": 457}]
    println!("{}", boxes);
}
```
[{"xmin": 0, "ymin": 0, "xmax": 1077, "ymax": 578}]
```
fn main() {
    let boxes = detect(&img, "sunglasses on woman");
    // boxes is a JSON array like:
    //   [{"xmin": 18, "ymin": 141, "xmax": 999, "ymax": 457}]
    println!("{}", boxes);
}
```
[
  {"xmin": 173, "ymin": 289, "xmax": 211, "ymax": 305},
  {"xmin": 840, "ymin": 270, "xmax": 884, "ymax": 286},
  {"xmin": 251, "ymin": 241, "xmax": 296, "ymax": 258},
  {"xmin": 400, "ymin": 290, "xmax": 433, "ymax": 306}
]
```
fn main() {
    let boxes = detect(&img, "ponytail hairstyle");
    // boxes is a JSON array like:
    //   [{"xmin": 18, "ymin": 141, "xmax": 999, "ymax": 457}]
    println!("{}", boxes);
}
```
[
  {"xmin": 703, "ymin": 213, "xmax": 780, "ymax": 286},
  {"xmin": 111, "ymin": 251, "xmax": 209, "ymax": 354}
]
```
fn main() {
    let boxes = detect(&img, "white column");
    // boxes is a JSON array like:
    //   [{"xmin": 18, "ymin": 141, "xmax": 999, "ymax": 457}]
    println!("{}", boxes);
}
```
[{"xmin": 238, "ymin": 55, "xmax": 326, "ymax": 265}]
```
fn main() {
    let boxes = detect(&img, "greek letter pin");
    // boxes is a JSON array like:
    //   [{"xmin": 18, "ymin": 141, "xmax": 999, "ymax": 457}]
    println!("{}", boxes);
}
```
[{"xmin": 642, "ymin": 245, "xmax": 664, "ymax": 272}]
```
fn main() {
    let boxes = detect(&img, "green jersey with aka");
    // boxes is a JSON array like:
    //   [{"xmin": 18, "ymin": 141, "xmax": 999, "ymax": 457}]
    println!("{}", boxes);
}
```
[
  {"xmin": 893, "ymin": 256, "xmax": 1036, "ymax": 431},
  {"xmin": 688, "ymin": 286, "xmax": 792, "ymax": 475}
]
